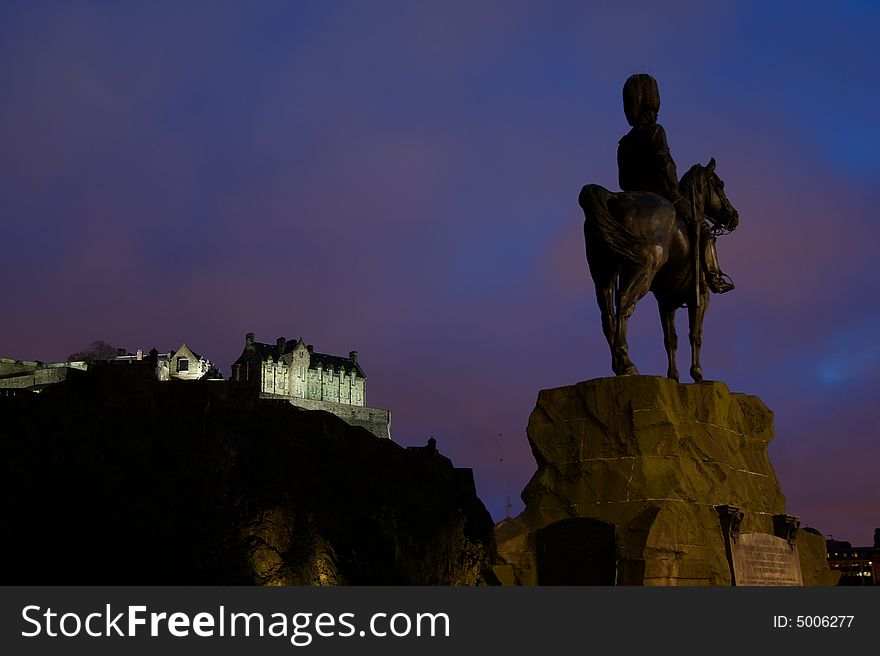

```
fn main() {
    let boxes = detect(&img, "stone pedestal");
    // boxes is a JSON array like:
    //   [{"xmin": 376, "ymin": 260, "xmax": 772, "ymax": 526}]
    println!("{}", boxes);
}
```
[{"xmin": 495, "ymin": 376, "xmax": 837, "ymax": 586}]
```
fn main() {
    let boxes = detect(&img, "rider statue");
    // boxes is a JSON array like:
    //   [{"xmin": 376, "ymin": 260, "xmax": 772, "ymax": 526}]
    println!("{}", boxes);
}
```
[{"xmin": 617, "ymin": 73, "xmax": 734, "ymax": 294}]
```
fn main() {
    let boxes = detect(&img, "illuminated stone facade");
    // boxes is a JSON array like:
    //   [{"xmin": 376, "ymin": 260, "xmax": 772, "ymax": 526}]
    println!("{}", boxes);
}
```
[
  {"xmin": 230, "ymin": 333, "xmax": 390, "ymax": 439},
  {"xmin": 115, "ymin": 344, "xmax": 216, "ymax": 381}
]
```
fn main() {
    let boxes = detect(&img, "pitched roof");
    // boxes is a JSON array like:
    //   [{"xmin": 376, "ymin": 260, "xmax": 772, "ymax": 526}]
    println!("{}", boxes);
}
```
[
  {"xmin": 309, "ymin": 351, "xmax": 364, "ymax": 377},
  {"xmin": 247, "ymin": 338, "xmax": 365, "ymax": 377},
  {"xmin": 175, "ymin": 344, "xmax": 204, "ymax": 361}
]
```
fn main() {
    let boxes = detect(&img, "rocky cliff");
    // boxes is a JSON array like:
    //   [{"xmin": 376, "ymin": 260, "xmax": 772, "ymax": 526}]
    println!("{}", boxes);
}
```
[
  {"xmin": 495, "ymin": 376, "xmax": 836, "ymax": 586},
  {"xmin": 0, "ymin": 363, "xmax": 495, "ymax": 584}
]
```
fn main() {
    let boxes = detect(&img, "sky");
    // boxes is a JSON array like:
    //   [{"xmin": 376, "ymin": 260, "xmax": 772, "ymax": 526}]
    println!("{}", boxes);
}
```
[{"xmin": 1, "ymin": 0, "xmax": 878, "ymax": 545}]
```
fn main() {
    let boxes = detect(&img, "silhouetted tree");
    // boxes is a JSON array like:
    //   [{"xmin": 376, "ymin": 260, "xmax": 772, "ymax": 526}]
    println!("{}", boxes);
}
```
[{"xmin": 67, "ymin": 340, "xmax": 119, "ymax": 362}]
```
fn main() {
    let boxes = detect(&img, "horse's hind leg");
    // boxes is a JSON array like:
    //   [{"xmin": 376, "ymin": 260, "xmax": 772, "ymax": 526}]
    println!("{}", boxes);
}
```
[
  {"xmin": 614, "ymin": 264, "xmax": 656, "ymax": 376},
  {"xmin": 658, "ymin": 301, "xmax": 679, "ymax": 382},
  {"xmin": 586, "ymin": 235, "xmax": 620, "ymax": 374},
  {"xmin": 687, "ymin": 291, "xmax": 709, "ymax": 382},
  {"xmin": 594, "ymin": 276, "xmax": 617, "ymax": 373}
]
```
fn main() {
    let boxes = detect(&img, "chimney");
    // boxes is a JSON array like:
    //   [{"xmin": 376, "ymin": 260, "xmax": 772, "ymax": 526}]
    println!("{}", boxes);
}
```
[
  {"xmin": 277, "ymin": 337, "xmax": 286, "ymax": 354},
  {"xmin": 136, "ymin": 349, "xmax": 143, "ymax": 361},
  {"xmin": 246, "ymin": 332, "xmax": 255, "ymax": 347},
  {"xmin": 349, "ymin": 350, "xmax": 358, "ymax": 363},
  {"xmin": 307, "ymin": 344, "xmax": 314, "ymax": 354}
]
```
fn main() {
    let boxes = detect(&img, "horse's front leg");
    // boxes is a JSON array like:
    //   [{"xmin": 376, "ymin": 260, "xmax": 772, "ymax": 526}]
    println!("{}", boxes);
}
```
[
  {"xmin": 658, "ymin": 301, "xmax": 679, "ymax": 382},
  {"xmin": 687, "ymin": 289, "xmax": 709, "ymax": 382}
]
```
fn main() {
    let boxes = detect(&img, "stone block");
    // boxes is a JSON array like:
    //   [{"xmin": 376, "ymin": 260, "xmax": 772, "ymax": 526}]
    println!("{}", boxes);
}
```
[{"xmin": 496, "ymin": 376, "xmax": 835, "ymax": 586}]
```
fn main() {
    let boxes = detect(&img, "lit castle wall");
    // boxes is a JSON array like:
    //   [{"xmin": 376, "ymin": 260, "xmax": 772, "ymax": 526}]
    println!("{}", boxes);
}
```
[{"xmin": 230, "ymin": 333, "xmax": 390, "ymax": 439}]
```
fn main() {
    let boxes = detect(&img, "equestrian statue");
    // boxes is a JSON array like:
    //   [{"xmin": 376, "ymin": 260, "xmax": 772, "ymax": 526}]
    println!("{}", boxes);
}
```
[{"xmin": 579, "ymin": 73, "xmax": 738, "ymax": 382}]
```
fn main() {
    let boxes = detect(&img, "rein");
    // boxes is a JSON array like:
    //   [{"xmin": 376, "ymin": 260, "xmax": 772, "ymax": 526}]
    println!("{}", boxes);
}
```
[{"xmin": 682, "ymin": 165, "xmax": 733, "ymax": 237}]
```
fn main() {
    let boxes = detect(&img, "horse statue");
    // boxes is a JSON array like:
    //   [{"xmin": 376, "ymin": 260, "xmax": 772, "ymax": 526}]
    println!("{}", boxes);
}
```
[{"xmin": 578, "ymin": 158, "xmax": 739, "ymax": 382}]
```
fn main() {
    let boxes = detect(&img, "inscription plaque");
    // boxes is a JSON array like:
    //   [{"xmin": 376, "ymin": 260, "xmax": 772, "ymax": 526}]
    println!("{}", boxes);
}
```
[{"xmin": 730, "ymin": 532, "xmax": 803, "ymax": 586}]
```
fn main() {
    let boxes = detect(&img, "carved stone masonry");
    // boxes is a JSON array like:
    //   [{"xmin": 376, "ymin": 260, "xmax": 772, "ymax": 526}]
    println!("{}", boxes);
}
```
[
  {"xmin": 772, "ymin": 514, "xmax": 801, "ymax": 547},
  {"xmin": 716, "ymin": 504, "xmax": 744, "ymax": 543}
]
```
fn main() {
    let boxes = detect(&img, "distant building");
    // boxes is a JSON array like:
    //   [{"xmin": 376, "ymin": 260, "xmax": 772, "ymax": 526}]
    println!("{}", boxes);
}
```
[
  {"xmin": 0, "ymin": 358, "xmax": 87, "ymax": 393},
  {"xmin": 826, "ymin": 529, "xmax": 880, "ymax": 585},
  {"xmin": 0, "ymin": 342, "xmax": 218, "ymax": 395},
  {"xmin": 116, "ymin": 344, "xmax": 219, "ymax": 381},
  {"xmin": 230, "ymin": 332, "xmax": 390, "ymax": 439}
]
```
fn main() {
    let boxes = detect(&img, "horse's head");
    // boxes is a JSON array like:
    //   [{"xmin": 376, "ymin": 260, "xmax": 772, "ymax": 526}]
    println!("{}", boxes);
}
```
[{"xmin": 683, "ymin": 158, "xmax": 739, "ymax": 232}]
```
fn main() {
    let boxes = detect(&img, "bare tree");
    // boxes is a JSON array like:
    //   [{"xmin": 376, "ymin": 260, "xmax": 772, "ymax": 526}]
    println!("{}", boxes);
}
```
[{"xmin": 67, "ymin": 340, "xmax": 119, "ymax": 362}]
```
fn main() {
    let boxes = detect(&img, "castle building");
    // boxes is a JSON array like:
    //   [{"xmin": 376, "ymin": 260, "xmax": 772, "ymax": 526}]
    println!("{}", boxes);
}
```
[
  {"xmin": 0, "ymin": 342, "xmax": 218, "ymax": 394},
  {"xmin": 230, "ymin": 333, "xmax": 391, "ymax": 439},
  {"xmin": 116, "ymin": 344, "xmax": 218, "ymax": 381}
]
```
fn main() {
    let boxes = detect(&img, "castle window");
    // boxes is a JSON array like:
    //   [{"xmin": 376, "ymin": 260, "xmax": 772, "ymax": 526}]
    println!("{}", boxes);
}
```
[{"xmin": 177, "ymin": 358, "xmax": 189, "ymax": 373}]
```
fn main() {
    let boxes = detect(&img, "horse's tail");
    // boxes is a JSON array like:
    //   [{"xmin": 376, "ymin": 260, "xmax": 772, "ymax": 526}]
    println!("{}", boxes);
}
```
[{"xmin": 579, "ymin": 184, "xmax": 647, "ymax": 265}]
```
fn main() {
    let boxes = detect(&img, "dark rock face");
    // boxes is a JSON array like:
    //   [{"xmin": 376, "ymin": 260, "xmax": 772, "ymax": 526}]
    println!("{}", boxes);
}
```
[
  {"xmin": 0, "ymin": 364, "xmax": 494, "ymax": 584},
  {"xmin": 495, "ymin": 377, "xmax": 837, "ymax": 586}
]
